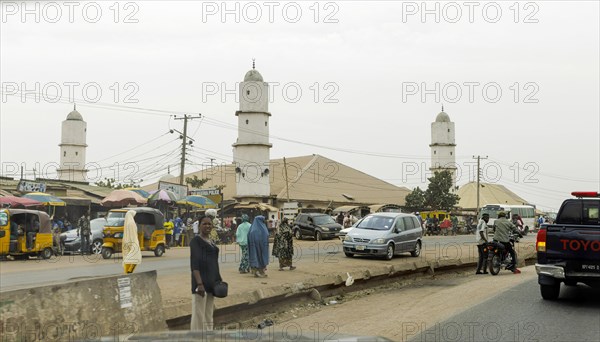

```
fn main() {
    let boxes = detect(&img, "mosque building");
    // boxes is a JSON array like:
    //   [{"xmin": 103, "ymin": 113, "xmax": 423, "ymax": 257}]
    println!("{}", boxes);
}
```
[
  {"xmin": 232, "ymin": 60, "xmax": 272, "ymax": 203},
  {"xmin": 57, "ymin": 105, "xmax": 88, "ymax": 183},
  {"xmin": 430, "ymin": 106, "xmax": 457, "ymax": 192}
]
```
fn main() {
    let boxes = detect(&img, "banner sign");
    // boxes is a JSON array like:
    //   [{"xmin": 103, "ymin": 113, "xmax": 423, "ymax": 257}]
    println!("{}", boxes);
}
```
[
  {"xmin": 158, "ymin": 181, "xmax": 188, "ymax": 200},
  {"xmin": 17, "ymin": 180, "xmax": 46, "ymax": 193},
  {"xmin": 190, "ymin": 188, "xmax": 221, "ymax": 196},
  {"xmin": 189, "ymin": 188, "xmax": 222, "ymax": 205}
]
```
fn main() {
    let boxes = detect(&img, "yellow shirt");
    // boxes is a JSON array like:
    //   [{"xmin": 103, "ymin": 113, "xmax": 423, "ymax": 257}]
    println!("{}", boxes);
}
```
[{"xmin": 164, "ymin": 221, "xmax": 174, "ymax": 234}]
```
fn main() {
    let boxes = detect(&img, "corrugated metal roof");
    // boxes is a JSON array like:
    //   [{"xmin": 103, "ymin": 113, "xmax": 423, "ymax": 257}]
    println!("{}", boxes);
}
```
[
  {"xmin": 457, "ymin": 182, "xmax": 530, "ymax": 210},
  {"xmin": 142, "ymin": 154, "xmax": 411, "ymax": 206}
]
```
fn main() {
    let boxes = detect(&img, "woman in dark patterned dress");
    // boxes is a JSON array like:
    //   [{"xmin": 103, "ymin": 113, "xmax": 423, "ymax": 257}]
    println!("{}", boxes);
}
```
[{"xmin": 272, "ymin": 218, "xmax": 296, "ymax": 271}]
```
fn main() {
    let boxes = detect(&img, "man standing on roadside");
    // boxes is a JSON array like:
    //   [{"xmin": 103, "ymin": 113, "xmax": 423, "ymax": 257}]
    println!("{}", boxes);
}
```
[
  {"xmin": 475, "ymin": 213, "xmax": 489, "ymax": 274},
  {"xmin": 77, "ymin": 212, "xmax": 91, "ymax": 255},
  {"xmin": 337, "ymin": 212, "xmax": 345, "ymax": 225}
]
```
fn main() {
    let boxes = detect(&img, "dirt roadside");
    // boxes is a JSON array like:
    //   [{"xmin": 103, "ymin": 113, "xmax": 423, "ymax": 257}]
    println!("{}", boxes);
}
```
[
  {"xmin": 249, "ymin": 266, "xmax": 538, "ymax": 341},
  {"xmin": 156, "ymin": 238, "xmax": 537, "ymax": 325}
]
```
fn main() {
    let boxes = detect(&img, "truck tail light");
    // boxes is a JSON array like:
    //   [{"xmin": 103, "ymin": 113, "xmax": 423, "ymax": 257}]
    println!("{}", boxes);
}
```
[
  {"xmin": 571, "ymin": 191, "xmax": 599, "ymax": 198},
  {"xmin": 536, "ymin": 228, "xmax": 546, "ymax": 252}
]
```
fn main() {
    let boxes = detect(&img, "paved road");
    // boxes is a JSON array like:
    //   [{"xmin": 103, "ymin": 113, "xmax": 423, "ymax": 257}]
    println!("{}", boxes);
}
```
[
  {"xmin": 410, "ymin": 279, "xmax": 600, "ymax": 342},
  {"xmin": 0, "ymin": 234, "xmax": 536, "ymax": 291}
]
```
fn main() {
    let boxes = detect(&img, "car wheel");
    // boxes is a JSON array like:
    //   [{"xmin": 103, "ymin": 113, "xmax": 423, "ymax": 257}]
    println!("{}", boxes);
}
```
[
  {"xmin": 411, "ymin": 241, "xmax": 421, "ymax": 257},
  {"xmin": 40, "ymin": 247, "xmax": 53, "ymax": 260},
  {"xmin": 154, "ymin": 244, "xmax": 165, "ymax": 257},
  {"xmin": 540, "ymin": 284, "xmax": 560, "ymax": 300},
  {"xmin": 385, "ymin": 244, "xmax": 394, "ymax": 260},
  {"xmin": 344, "ymin": 252, "xmax": 354, "ymax": 257},
  {"xmin": 315, "ymin": 231, "xmax": 322, "ymax": 241},
  {"xmin": 294, "ymin": 229, "xmax": 302, "ymax": 240},
  {"xmin": 91, "ymin": 240, "xmax": 103, "ymax": 255},
  {"xmin": 101, "ymin": 247, "xmax": 113, "ymax": 260}
]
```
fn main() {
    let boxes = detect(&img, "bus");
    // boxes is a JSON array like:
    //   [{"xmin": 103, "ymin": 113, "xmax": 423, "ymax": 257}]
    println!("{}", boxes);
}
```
[{"xmin": 479, "ymin": 204, "xmax": 536, "ymax": 235}]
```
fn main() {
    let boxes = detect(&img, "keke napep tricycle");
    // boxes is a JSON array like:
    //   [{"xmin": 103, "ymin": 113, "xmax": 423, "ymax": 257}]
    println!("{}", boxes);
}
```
[
  {"xmin": 0, "ymin": 208, "xmax": 54, "ymax": 259},
  {"xmin": 101, "ymin": 207, "xmax": 166, "ymax": 259}
]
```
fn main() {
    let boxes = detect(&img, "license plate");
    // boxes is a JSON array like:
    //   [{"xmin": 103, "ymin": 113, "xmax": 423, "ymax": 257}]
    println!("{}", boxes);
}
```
[
  {"xmin": 580, "ymin": 264, "xmax": 600, "ymax": 272},
  {"xmin": 356, "ymin": 245, "xmax": 365, "ymax": 251}
]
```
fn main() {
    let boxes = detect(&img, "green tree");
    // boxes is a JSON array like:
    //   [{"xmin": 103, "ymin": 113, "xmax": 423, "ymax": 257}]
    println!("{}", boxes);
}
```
[
  {"xmin": 404, "ymin": 186, "xmax": 426, "ymax": 212},
  {"xmin": 424, "ymin": 170, "xmax": 460, "ymax": 211},
  {"xmin": 185, "ymin": 175, "xmax": 210, "ymax": 189},
  {"xmin": 95, "ymin": 177, "xmax": 140, "ymax": 189}
]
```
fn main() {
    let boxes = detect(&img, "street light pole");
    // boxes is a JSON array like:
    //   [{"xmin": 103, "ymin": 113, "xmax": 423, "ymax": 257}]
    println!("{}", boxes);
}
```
[
  {"xmin": 472, "ymin": 155, "xmax": 488, "ymax": 217},
  {"xmin": 174, "ymin": 114, "xmax": 202, "ymax": 185}
]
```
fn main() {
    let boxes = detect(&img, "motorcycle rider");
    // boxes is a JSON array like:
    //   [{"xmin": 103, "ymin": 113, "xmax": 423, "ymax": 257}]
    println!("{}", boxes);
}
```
[
  {"xmin": 475, "ymin": 213, "xmax": 490, "ymax": 274},
  {"xmin": 493, "ymin": 211, "xmax": 523, "ymax": 274}
]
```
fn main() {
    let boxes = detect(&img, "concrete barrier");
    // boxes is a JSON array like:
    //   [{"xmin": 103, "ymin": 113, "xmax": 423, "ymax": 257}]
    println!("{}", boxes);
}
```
[
  {"xmin": 165, "ymin": 242, "xmax": 537, "ymax": 329},
  {"xmin": 0, "ymin": 271, "xmax": 166, "ymax": 342}
]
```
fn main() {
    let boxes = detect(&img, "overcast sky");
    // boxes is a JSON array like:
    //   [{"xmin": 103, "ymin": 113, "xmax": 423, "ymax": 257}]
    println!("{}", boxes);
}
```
[{"xmin": 1, "ymin": 1, "xmax": 599, "ymax": 212}]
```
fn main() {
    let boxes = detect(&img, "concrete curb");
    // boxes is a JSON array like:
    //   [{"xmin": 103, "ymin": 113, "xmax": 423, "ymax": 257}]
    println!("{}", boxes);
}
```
[{"xmin": 164, "ymin": 246, "xmax": 537, "ymax": 327}]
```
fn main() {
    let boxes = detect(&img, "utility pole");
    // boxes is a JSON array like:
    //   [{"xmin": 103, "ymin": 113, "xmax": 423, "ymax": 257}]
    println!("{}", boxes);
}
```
[
  {"xmin": 283, "ymin": 157, "xmax": 290, "ymax": 202},
  {"xmin": 174, "ymin": 114, "xmax": 201, "ymax": 185},
  {"xmin": 472, "ymin": 155, "xmax": 488, "ymax": 217}
]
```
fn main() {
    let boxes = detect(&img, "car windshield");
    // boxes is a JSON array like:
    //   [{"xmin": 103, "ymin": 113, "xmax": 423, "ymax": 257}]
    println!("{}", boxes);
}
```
[
  {"xmin": 91, "ymin": 218, "xmax": 107, "ymax": 231},
  {"xmin": 313, "ymin": 215, "xmax": 335, "ymax": 225},
  {"xmin": 356, "ymin": 215, "xmax": 394, "ymax": 230},
  {"xmin": 106, "ymin": 212, "xmax": 125, "ymax": 227}
]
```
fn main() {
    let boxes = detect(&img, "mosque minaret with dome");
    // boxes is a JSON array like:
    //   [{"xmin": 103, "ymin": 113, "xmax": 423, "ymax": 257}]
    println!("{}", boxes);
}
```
[
  {"xmin": 232, "ymin": 61, "xmax": 272, "ymax": 202},
  {"xmin": 430, "ymin": 106, "xmax": 457, "ymax": 191},
  {"xmin": 57, "ymin": 105, "xmax": 88, "ymax": 182}
]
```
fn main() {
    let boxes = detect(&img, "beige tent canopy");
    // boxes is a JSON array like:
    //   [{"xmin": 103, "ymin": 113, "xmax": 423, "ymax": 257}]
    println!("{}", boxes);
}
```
[
  {"xmin": 332, "ymin": 205, "xmax": 370, "ymax": 215},
  {"xmin": 368, "ymin": 204, "xmax": 402, "ymax": 213},
  {"xmin": 456, "ymin": 182, "xmax": 531, "ymax": 210}
]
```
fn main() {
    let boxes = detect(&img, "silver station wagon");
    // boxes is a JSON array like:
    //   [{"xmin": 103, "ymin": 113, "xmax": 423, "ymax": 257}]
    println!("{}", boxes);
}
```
[{"xmin": 343, "ymin": 212, "xmax": 423, "ymax": 260}]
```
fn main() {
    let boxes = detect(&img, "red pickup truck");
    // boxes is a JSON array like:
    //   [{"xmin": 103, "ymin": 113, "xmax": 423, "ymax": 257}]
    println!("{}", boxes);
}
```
[{"xmin": 535, "ymin": 191, "xmax": 600, "ymax": 300}]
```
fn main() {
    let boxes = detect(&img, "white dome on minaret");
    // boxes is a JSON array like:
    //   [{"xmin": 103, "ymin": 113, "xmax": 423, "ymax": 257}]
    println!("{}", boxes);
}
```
[
  {"xmin": 57, "ymin": 105, "xmax": 88, "ymax": 182},
  {"xmin": 232, "ymin": 60, "xmax": 272, "ymax": 201},
  {"xmin": 430, "ymin": 106, "xmax": 457, "ymax": 191}
]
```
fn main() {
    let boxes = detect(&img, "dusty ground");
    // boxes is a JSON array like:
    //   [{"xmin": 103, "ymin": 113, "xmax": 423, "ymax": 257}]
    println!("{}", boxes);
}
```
[{"xmin": 241, "ymin": 266, "xmax": 538, "ymax": 341}]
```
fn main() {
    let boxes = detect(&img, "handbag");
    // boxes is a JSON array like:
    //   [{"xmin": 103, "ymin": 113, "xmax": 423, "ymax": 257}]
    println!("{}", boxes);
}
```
[{"xmin": 213, "ymin": 281, "xmax": 228, "ymax": 298}]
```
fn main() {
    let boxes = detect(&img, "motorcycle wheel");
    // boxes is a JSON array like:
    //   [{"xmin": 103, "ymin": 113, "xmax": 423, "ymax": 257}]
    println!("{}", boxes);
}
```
[{"xmin": 489, "ymin": 254, "xmax": 501, "ymax": 275}]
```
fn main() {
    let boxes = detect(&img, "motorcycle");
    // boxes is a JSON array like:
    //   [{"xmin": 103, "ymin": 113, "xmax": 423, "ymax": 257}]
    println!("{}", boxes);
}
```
[
  {"xmin": 425, "ymin": 223, "xmax": 440, "ymax": 236},
  {"xmin": 485, "ymin": 233, "xmax": 520, "ymax": 275}
]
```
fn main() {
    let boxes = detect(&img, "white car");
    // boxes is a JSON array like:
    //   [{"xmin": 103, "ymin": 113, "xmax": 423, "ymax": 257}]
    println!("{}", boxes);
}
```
[{"xmin": 338, "ymin": 224, "xmax": 356, "ymax": 241}]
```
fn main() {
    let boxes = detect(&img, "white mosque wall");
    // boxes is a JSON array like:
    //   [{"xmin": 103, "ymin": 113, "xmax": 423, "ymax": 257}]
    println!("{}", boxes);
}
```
[
  {"xmin": 236, "ymin": 113, "xmax": 270, "ymax": 145},
  {"xmin": 239, "ymin": 81, "xmax": 269, "ymax": 113}
]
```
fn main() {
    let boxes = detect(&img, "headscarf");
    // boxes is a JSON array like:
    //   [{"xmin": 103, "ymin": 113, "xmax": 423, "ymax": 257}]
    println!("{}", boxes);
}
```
[
  {"xmin": 241, "ymin": 214, "xmax": 249, "ymax": 223},
  {"xmin": 123, "ymin": 210, "xmax": 142, "ymax": 273},
  {"xmin": 248, "ymin": 215, "xmax": 269, "ymax": 268}
]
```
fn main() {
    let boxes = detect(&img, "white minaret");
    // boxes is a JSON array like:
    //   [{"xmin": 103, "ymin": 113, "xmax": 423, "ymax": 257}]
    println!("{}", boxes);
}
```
[
  {"xmin": 430, "ymin": 106, "xmax": 457, "ymax": 191},
  {"xmin": 232, "ymin": 60, "xmax": 272, "ymax": 201},
  {"xmin": 57, "ymin": 105, "xmax": 88, "ymax": 182}
]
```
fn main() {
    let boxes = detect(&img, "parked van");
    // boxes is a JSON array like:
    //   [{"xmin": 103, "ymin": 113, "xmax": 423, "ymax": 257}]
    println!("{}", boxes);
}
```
[
  {"xmin": 101, "ymin": 207, "xmax": 166, "ymax": 259},
  {"xmin": 0, "ymin": 208, "xmax": 54, "ymax": 259},
  {"xmin": 342, "ymin": 212, "xmax": 422, "ymax": 260}
]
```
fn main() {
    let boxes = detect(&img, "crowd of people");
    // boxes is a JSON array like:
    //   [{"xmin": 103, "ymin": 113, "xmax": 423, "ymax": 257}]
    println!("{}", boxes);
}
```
[{"xmin": 189, "ymin": 212, "xmax": 296, "ymax": 331}]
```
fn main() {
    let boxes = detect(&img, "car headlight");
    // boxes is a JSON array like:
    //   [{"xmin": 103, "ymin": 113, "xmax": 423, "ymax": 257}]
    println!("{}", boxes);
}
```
[
  {"xmin": 372, "ymin": 238, "xmax": 385, "ymax": 244},
  {"xmin": 321, "ymin": 227, "xmax": 330, "ymax": 231},
  {"xmin": 114, "ymin": 232, "xmax": 123, "ymax": 238},
  {"xmin": 344, "ymin": 235, "xmax": 352, "ymax": 242}
]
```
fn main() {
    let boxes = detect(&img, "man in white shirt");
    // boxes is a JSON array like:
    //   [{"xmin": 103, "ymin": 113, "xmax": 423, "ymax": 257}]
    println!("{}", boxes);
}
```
[
  {"xmin": 192, "ymin": 218, "xmax": 199, "ymax": 236},
  {"xmin": 475, "ymin": 213, "xmax": 490, "ymax": 274}
]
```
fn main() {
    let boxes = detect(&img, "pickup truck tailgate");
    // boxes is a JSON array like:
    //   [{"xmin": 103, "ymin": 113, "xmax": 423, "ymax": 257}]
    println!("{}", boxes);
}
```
[{"xmin": 546, "ymin": 225, "xmax": 600, "ymax": 274}]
